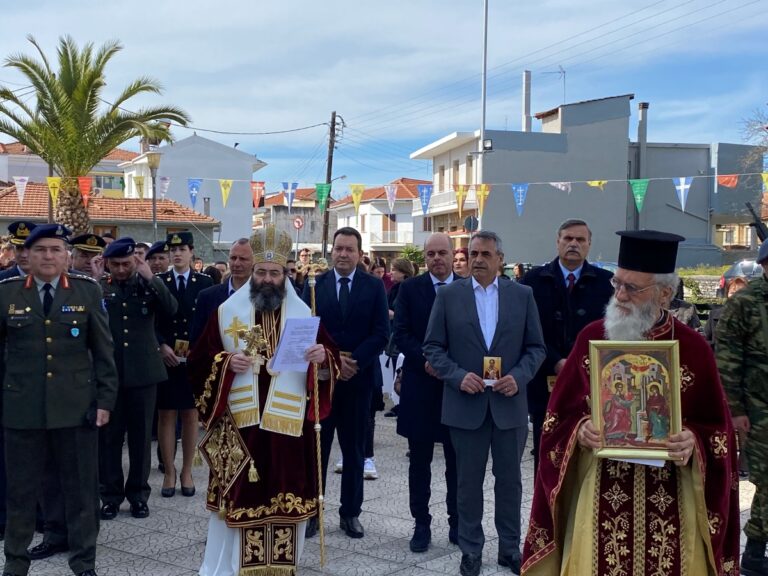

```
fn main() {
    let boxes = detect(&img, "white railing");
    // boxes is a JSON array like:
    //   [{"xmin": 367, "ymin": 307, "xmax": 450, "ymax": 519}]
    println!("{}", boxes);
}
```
[
  {"xmin": 413, "ymin": 189, "xmax": 478, "ymax": 211},
  {"xmin": 369, "ymin": 231, "xmax": 413, "ymax": 244}
]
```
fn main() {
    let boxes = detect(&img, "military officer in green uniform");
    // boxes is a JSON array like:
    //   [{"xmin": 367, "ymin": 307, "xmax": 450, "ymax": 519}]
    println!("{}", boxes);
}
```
[
  {"xmin": 0, "ymin": 223, "xmax": 117, "ymax": 576},
  {"xmin": 156, "ymin": 232, "xmax": 212, "ymax": 497},
  {"xmin": 98, "ymin": 238, "xmax": 178, "ymax": 521},
  {"xmin": 69, "ymin": 234, "xmax": 107, "ymax": 280},
  {"xmin": 716, "ymin": 240, "xmax": 768, "ymax": 576}
]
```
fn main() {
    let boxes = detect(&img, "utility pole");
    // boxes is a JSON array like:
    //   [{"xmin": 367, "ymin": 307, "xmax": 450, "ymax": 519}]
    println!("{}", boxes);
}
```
[
  {"xmin": 321, "ymin": 111, "xmax": 337, "ymax": 259},
  {"xmin": 47, "ymin": 163, "xmax": 53, "ymax": 223}
]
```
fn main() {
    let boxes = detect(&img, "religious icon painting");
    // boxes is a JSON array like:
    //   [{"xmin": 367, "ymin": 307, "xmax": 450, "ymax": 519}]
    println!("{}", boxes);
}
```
[
  {"xmin": 588, "ymin": 340, "xmax": 682, "ymax": 461},
  {"xmin": 483, "ymin": 356, "xmax": 502, "ymax": 386}
]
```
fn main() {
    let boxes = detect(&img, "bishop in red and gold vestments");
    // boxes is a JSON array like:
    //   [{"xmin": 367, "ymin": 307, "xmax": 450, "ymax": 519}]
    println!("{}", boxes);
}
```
[
  {"xmin": 189, "ymin": 227, "xmax": 337, "ymax": 576},
  {"xmin": 523, "ymin": 231, "xmax": 740, "ymax": 576}
]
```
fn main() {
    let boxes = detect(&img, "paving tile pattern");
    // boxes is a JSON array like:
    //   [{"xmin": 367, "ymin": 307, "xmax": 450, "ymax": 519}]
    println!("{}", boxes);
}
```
[{"xmin": 21, "ymin": 411, "xmax": 755, "ymax": 575}]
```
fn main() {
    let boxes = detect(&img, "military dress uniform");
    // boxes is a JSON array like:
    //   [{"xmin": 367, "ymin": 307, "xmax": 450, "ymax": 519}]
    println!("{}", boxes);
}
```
[
  {"xmin": 98, "ymin": 239, "xmax": 178, "ymax": 518},
  {"xmin": 0, "ymin": 270, "xmax": 117, "ymax": 576},
  {"xmin": 156, "ymin": 268, "xmax": 213, "ymax": 409}
]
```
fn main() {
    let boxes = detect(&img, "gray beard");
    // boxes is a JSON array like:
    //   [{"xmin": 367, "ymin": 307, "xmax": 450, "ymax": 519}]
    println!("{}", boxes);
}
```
[
  {"xmin": 604, "ymin": 296, "xmax": 658, "ymax": 341},
  {"xmin": 249, "ymin": 278, "xmax": 285, "ymax": 312}
]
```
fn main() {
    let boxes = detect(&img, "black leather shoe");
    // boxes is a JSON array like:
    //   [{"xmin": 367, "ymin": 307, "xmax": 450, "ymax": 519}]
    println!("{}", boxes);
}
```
[
  {"xmin": 409, "ymin": 524, "xmax": 431, "ymax": 553},
  {"xmin": 339, "ymin": 516, "xmax": 364, "ymax": 538},
  {"xmin": 448, "ymin": 525, "xmax": 459, "ymax": 545},
  {"xmin": 27, "ymin": 540, "xmax": 69, "ymax": 560},
  {"xmin": 181, "ymin": 484, "xmax": 196, "ymax": 497},
  {"xmin": 77, "ymin": 570, "xmax": 98, "ymax": 576},
  {"xmin": 130, "ymin": 502, "xmax": 150, "ymax": 519},
  {"xmin": 498, "ymin": 552, "xmax": 522, "ymax": 574},
  {"xmin": 460, "ymin": 553, "xmax": 482, "ymax": 576},
  {"xmin": 100, "ymin": 502, "xmax": 119, "ymax": 520},
  {"xmin": 305, "ymin": 516, "xmax": 318, "ymax": 539}
]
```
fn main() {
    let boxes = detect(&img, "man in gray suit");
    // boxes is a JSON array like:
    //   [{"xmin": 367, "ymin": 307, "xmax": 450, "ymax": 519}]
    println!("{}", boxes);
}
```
[{"xmin": 424, "ymin": 230, "xmax": 545, "ymax": 576}]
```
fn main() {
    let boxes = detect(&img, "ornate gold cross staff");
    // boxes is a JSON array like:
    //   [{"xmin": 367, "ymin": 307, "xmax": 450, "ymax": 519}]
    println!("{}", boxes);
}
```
[
  {"xmin": 238, "ymin": 325, "xmax": 270, "ymax": 374},
  {"xmin": 306, "ymin": 259, "xmax": 329, "ymax": 565}
]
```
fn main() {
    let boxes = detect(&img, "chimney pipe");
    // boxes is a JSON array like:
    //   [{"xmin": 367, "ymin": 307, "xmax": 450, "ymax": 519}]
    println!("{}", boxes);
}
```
[
  {"xmin": 522, "ymin": 70, "xmax": 532, "ymax": 132},
  {"xmin": 637, "ymin": 102, "xmax": 649, "ymax": 178}
]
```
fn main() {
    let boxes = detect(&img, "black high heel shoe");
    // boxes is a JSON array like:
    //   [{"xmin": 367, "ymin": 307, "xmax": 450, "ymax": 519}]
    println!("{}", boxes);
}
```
[
  {"xmin": 161, "ymin": 470, "xmax": 177, "ymax": 498},
  {"xmin": 181, "ymin": 473, "xmax": 195, "ymax": 497}
]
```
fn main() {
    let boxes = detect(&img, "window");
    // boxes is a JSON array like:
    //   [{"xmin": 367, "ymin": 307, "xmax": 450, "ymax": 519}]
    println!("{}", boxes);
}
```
[
  {"xmin": 360, "ymin": 214, "xmax": 366, "ymax": 233},
  {"xmin": 465, "ymin": 155, "xmax": 474, "ymax": 185},
  {"xmin": 382, "ymin": 213, "xmax": 396, "ymax": 232},
  {"xmin": 438, "ymin": 165, "xmax": 446, "ymax": 192},
  {"xmin": 423, "ymin": 217, "xmax": 432, "ymax": 232},
  {"xmin": 452, "ymin": 160, "xmax": 460, "ymax": 187},
  {"xmin": 94, "ymin": 225, "xmax": 118, "ymax": 237}
]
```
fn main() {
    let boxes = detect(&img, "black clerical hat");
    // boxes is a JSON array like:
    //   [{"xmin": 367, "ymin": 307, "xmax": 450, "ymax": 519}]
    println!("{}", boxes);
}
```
[{"xmin": 616, "ymin": 230, "xmax": 685, "ymax": 274}]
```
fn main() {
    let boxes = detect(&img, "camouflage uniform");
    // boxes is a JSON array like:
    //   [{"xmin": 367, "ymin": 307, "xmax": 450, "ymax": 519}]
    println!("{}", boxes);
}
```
[{"xmin": 716, "ymin": 274, "xmax": 768, "ymax": 543}]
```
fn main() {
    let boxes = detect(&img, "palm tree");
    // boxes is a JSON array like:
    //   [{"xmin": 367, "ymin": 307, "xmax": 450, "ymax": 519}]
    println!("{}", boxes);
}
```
[{"xmin": 0, "ymin": 35, "xmax": 190, "ymax": 233}]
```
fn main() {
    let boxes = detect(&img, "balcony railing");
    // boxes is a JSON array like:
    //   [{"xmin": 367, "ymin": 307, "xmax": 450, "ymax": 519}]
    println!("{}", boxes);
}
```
[{"xmin": 369, "ymin": 231, "xmax": 413, "ymax": 244}]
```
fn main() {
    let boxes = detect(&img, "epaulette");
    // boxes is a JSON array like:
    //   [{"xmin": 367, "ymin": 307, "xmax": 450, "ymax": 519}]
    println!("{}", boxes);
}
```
[
  {"xmin": 67, "ymin": 272, "xmax": 98, "ymax": 284},
  {"xmin": 0, "ymin": 276, "xmax": 24, "ymax": 285}
]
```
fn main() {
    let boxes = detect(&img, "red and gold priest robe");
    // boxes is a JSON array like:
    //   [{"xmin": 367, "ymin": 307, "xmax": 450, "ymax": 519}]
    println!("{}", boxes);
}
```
[
  {"xmin": 522, "ymin": 313, "xmax": 740, "ymax": 576},
  {"xmin": 189, "ymin": 305, "xmax": 337, "ymax": 574}
]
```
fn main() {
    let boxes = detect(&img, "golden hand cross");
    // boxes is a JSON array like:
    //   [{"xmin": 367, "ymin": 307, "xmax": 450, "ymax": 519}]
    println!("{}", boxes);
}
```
[
  {"xmin": 238, "ymin": 325, "xmax": 270, "ymax": 374},
  {"xmin": 224, "ymin": 317, "xmax": 248, "ymax": 348}
]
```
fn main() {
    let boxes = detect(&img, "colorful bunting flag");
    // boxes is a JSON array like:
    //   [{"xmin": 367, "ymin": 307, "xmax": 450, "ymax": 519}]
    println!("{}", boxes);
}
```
[
  {"xmin": 282, "ymin": 181, "xmax": 298, "ymax": 213},
  {"xmin": 219, "ymin": 179, "xmax": 233, "ymax": 207},
  {"xmin": 512, "ymin": 183, "xmax": 528, "ymax": 217},
  {"xmin": 315, "ymin": 183, "xmax": 331, "ymax": 213},
  {"xmin": 133, "ymin": 175, "xmax": 145, "ymax": 199},
  {"xmin": 12, "ymin": 176, "xmax": 28, "ymax": 205},
  {"xmin": 762, "ymin": 173, "xmax": 768, "ymax": 193},
  {"xmin": 476, "ymin": 184, "xmax": 490, "ymax": 219},
  {"xmin": 549, "ymin": 181, "xmax": 572, "ymax": 194},
  {"xmin": 251, "ymin": 181, "xmax": 265, "ymax": 208},
  {"xmin": 187, "ymin": 178, "xmax": 202, "ymax": 209},
  {"xmin": 77, "ymin": 176, "xmax": 93, "ymax": 208},
  {"xmin": 454, "ymin": 184, "xmax": 468, "ymax": 219},
  {"xmin": 674, "ymin": 177, "xmax": 693, "ymax": 212},
  {"xmin": 587, "ymin": 180, "xmax": 607, "ymax": 191},
  {"xmin": 350, "ymin": 184, "xmax": 365, "ymax": 216},
  {"xmin": 46, "ymin": 177, "xmax": 61, "ymax": 206},
  {"xmin": 629, "ymin": 179, "xmax": 650, "ymax": 213},
  {"xmin": 158, "ymin": 176, "xmax": 171, "ymax": 200},
  {"xmin": 384, "ymin": 183, "xmax": 397, "ymax": 214},
  {"xmin": 418, "ymin": 184, "xmax": 433, "ymax": 215},
  {"xmin": 717, "ymin": 174, "xmax": 739, "ymax": 189}
]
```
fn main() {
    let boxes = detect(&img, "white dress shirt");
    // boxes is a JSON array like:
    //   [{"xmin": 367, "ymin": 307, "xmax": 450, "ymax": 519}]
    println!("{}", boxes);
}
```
[
  {"xmin": 471, "ymin": 276, "xmax": 499, "ymax": 350},
  {"xmin": 429, "ymin": 272, "xmax": 454, "ymax": 292},
  {"xmin": 333, "ymin": 268, "xmax": 357, "ymax": 298}
]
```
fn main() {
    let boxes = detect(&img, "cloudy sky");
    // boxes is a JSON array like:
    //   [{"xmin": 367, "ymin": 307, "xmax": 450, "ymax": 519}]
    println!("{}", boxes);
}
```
[{"xmin": 1, "ymin": 0, "xmax": 766, "ymax": 193}]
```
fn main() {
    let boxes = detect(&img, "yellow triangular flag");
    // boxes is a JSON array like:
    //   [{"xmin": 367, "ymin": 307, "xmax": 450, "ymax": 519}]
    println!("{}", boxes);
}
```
[
  {"xmin": 134, "ymin": 175, "xmax": 145, "ymax": 199},
  {"xmin": 46, "ymin": 177, "xmax": 61, "ymax": 206},
  {"xmin": 350, "ymin": 184, "xmax": 365, "ymax": 216},
  {"xmin": 476, "ymin": 184, "xmax": 490, "ymax": 219},
  {"xmin": 454, "ymin": 184, "xmax": 467, "ymax": 220},
  {"xmin": 220, "ymin": 179, "xmax": 233, "ymax": 207},
  {"xmin": 762, "ymin": 172, "xmax": 768, "ymax": 192},
  {"xmin": 586, "ymin": 180, "xmax": 607, "ymax": 191}
]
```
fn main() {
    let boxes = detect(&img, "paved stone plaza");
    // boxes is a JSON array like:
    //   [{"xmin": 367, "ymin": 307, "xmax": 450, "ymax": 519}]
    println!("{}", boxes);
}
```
[{"xmin": 24, "ymin": 413, "xmax": 755, "ymax": 575}]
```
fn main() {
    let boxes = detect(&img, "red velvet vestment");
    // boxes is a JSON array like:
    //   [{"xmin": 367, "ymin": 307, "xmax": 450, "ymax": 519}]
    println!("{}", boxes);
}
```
[{"xmin": 522, "ymin": 313, "xmax": 740, "ymax": 576}]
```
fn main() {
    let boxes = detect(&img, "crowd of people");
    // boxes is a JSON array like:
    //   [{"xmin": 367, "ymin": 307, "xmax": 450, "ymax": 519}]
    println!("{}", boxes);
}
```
[{"xmin": 0, "ymin": 216, "xmax": 763, "ymax": 576}]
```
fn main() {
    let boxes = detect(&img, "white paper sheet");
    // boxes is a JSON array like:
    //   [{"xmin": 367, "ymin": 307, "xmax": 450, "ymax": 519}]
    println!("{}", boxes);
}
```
[{"xmin": 271, "ymin": 317, "xmax": 321, "ymax": 372}]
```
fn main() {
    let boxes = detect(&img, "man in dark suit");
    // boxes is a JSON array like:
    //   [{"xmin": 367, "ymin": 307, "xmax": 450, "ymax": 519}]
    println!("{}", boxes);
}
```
[
  {"xmin": 156, "ymin": 232, "xmax": 213, "ymax": 498},
  {"xmin": 98, "ymin": 238, "xmax": 178, "ymax": 521},
  {"xmin": 520, "ymin": 219, "xmax": 613, "ymax": 475},
  {"xmin": 393, "ymin": 232, "xmax": 459, "ymax": 553},
  {"xmin": 303, "ymin": 227, "xmax": 389, "ymax": 539},
  {"xmin": 190, "ymin": 238, "xmax": 254, "ymax": 343},
  {"xmin": 0, "ymin": 223, "xmax": 118, "ymax": 576},
  {"xmin": 424, "ymin": 230, "xmax": 545, "ymax": 576}
]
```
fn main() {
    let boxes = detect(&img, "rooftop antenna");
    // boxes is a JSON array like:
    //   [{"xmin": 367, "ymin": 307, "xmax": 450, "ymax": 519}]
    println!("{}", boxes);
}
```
[{"xmin": 544, "ymin": 65, "xmax": 566, "ymax": 104}]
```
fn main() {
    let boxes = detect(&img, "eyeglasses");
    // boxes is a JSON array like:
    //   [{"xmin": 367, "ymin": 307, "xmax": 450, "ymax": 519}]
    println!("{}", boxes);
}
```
[{"xmin": 610, "ymin": 277, "xmax": 657, "ymax": 296}]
